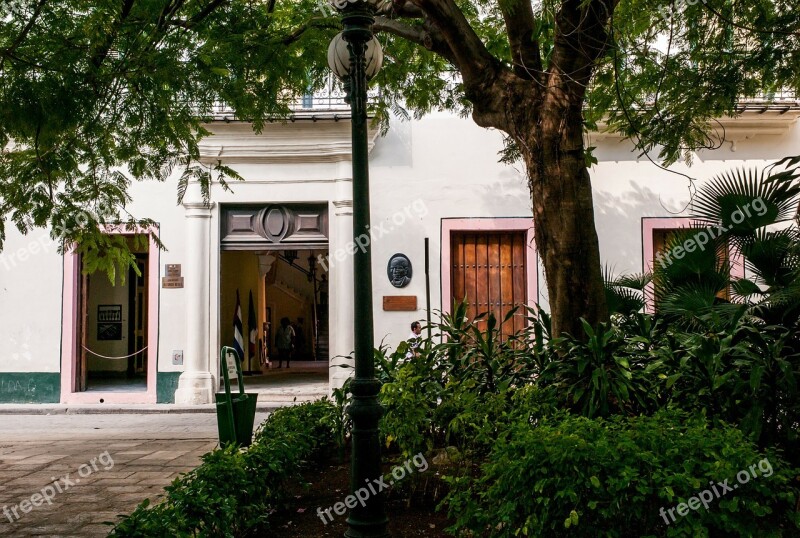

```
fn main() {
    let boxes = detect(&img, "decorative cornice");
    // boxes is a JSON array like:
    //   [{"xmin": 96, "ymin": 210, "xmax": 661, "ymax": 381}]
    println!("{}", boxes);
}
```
[
  {"xmin": 198, "ymin": 120, "xmax": 379, "ymax": 164},
  {"xmin": 220, "ymin": 203, "xmax": 328, "ymax": 250},
  {"xmin": 592, "ymin": 108, "xmax": 800, "ymax": 151}
]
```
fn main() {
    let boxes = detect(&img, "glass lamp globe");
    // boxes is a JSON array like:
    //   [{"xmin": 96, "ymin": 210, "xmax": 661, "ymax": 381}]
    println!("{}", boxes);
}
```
[{"xmin": 327, "ymin": 32, "xmax": 384, "ymax": 80}]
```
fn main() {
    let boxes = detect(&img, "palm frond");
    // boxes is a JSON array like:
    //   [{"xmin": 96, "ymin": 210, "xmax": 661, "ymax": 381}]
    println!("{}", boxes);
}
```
[
  {"xmin": 603, "ymin": 265, "xmax": 649, "ymax": 314},
  {"xmin": 691, "ymin": 166, "xmax": 800, "ymax": 236},
  {"xmin": 740, "ymin": 228, "xmax": 800, "ymax": 288},
  {"xmin": 730, "ymin": 278, "xmax": 763, "ymax": 301}
]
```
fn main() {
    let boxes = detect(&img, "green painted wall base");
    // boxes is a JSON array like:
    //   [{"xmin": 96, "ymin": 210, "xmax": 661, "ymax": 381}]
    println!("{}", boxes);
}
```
[
  {"xmin": 157, "ymin": 371, "xmax": 182, "ymax": 403},
  {"xmin": 0, "ymin": 372, "xmax": 185, "ymax": 404},
  {"xmin": 0, "ymin": 373, "xmax": 60, "ymax": 403}
]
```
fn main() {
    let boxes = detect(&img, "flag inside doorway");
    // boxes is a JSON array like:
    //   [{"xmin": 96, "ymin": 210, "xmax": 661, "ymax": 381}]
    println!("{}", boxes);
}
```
[
  {"xmin": 248, "ymin": 290, "xmax": 257, "ymax": 365},
  {"xmin": 233, "ymin": 290, "xmax": 245, "ymax": 360}
]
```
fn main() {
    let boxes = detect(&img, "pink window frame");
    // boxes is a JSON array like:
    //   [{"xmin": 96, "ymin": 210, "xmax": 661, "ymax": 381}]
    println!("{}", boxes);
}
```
[
  {"xmin": 60, "ymin": 228, "xmax": 160, "ymax": 404},
  {"xmin": 440, "ymin": 218, "xmax": 538, "ymax": 316},
  {"xmin": 642, "ymin": 217, "xmax": 745, "ymax": 314}
]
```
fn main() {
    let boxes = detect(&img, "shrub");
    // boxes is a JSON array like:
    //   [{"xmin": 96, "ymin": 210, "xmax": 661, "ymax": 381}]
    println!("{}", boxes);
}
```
[
  {"xmin": 378, "ymin": 303, "xmax": 545, "ymax": 457},
  {"xmin": 538, "ymin": 315, "xmax": 662, "ymax": 417},
  {"xmin": 645, "ymin": 315, "xmax": 800, "ymax": 461},
  {"xmin": 444, "ymin": 411, "xmax": 800, "ymax": 537},
  {"xmin": 110, "ymin": 399, "xmax": 338, "ymax": 537}
]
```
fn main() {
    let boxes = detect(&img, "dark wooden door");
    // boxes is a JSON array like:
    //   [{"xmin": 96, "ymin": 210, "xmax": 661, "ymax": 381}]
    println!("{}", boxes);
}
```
[
  {"xmin": 128, "ymin": 255, "xmax": 148, "ymax": 375},
  {"xmin": 451, "ymin": 231, "xmax": 527, "ymax": 339}
]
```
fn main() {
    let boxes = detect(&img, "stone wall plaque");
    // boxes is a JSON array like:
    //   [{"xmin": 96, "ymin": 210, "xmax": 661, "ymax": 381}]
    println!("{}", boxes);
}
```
[
  {"xmin": 162, "ymin": 276, "xmax": 185, "ymax": 289},
  {"xmin": 383, "ymin": 296, "xmax": 417, "ymax": 311},
  {"xmin": 387, "ymin": 253, "xmax": 412, "ymax": 288}
]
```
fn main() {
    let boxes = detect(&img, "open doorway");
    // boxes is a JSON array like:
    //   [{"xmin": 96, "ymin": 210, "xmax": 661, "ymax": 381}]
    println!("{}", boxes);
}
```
[
  {"xmin": 75, "ymin": 237, "xmax": 149, "ymax": 392},
  {"xmin": 61, "ymin": 231, "xmax": 159, "ymax": 404},
  {"xmin": 219, "ymin": 249, "xmax": 329, "ymax": 401}
]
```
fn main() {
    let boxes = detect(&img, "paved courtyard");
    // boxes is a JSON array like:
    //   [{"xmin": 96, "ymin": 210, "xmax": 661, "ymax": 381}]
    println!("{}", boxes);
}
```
[{"xmin": 0, "ymin": 412, "xmax": 270, "ymax": 537}]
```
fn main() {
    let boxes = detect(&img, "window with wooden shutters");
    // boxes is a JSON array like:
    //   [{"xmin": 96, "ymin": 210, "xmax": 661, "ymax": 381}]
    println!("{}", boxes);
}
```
[
  {"xmin": 652, "ymin": 227, "xmax": 732, "ymax": 306},
  {"xmin": 644, "ymin": 218, "xmax": 744, "ymax": 313},
  {"xmin": 450, "ymin": 231, "xmax": 527, "ymax": 340}
]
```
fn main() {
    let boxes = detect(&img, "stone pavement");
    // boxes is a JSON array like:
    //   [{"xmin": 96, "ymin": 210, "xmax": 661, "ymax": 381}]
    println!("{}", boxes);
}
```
[{"xmin": 0, "ymin": 412, "xmax": 270, "ymax": 537}]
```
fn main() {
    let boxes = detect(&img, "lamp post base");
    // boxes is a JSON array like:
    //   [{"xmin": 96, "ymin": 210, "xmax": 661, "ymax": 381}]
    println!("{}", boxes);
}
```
[{"xmin": 344, "ymin": 520, "xmax": 390, "ymax": 538}]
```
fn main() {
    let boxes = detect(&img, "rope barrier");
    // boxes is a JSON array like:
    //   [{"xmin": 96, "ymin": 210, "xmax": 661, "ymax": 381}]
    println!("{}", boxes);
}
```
[{"xmin": 81, "ymin": 345, "xmax": 148, "ymax": 360}]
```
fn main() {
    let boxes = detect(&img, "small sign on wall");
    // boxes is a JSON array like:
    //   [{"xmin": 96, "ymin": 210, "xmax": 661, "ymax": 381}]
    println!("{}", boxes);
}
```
[
  {"xmin": 162, "ymin": 264, "xmax": 184, "ymax": 288},
  {"xmin": 383, "ymin": 296, "xmax": 417, "ymax": 311},
  {"xmin": 162, "ymin": 276, "xmax": 184, "ymax": 289}
]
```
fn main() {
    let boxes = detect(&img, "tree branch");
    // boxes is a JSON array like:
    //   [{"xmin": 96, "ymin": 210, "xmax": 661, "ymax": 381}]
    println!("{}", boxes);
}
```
[
  {"xmin": 280, "ymin": 18, "xmax": 341, "ymax": 46},
  {"xmin": 187, "ymin": 0, "xmax": 229, "ymax": 27},
  {"xmin": 499, "ymin": 0, "xmax": 542, "ymax": 81},
  {"xmin": 0, "ymin": 0, "xmax": 48, "ymax": 71},
  {"xmin": 405, "ymin": 0, "xmax": 519, "ymax": 131},
  {"xmin": 168, "ymin": 0, "xmax": 229, "ymax": 29},
  {"xmin": 373, "ymin": 16, "xmax": 456, "ymax": 64},
  {"xmin": 546, "ymin": 0, "xmax": 617, "ymax": 110},
  {"xmin": 389, "ymin": 0, "xmax": 425, "ymax": 19},
  {"xmin": 409, "ymin": 0, "xmax": 499, "ymax": 83}
]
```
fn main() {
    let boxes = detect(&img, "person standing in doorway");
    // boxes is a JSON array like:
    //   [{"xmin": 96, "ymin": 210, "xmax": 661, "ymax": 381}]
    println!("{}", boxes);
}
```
[
  {"xmin": 406, "ymin": 321, "xmax": 422, "ymax": 359},
  {"xmin": 275, "ymin": 317, "xmax": 295, "ymax": 368}
]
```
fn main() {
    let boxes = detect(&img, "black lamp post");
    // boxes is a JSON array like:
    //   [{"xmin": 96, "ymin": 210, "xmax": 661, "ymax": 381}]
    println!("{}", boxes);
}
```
[{"xmin": 327, "ymin": 3, "xmax": 388, "ymax": 537}]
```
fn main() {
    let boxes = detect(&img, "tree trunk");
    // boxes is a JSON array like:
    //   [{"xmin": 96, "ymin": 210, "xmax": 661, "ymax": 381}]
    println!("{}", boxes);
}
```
[
  {"xmin": 401, "ymin": 0, "xmax": 615, "ymax": 337},
  {"xmin": 521, "ymin": 99, "xmax": 608, "ymax": 338}
]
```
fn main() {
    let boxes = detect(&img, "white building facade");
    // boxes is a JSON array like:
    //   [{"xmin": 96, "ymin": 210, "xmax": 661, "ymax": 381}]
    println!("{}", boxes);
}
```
[{"xmin": 0, "ymin": 98, "xmax": 798, "ymax": 404}]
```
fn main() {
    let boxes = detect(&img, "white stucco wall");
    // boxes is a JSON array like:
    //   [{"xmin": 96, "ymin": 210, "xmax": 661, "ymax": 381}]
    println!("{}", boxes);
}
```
[
  {"xmin": 0, "ymin": 228, "xmax": 63, "ymax": 372},
  {"xmin": 0, "ymin": 108, "xmax": 797, "ymax": 396},
  {"xmin": 368, "ymin": 113, "xmax": 533, "ymax": 347}
]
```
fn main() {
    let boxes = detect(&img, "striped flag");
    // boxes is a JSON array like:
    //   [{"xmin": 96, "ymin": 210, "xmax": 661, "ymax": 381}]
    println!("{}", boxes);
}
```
[
  {"xmin": 233, "ymin": 289, "xmax": 244, "ymax": 360},
  {"xmin": 247, "ymin": 290, "xmax": 257, "ymax": 358}
]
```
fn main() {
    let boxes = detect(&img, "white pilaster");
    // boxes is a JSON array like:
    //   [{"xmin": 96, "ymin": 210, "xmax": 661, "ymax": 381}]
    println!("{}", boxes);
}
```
[
  {"xmin": 330, "ymin": 182, "xmax": 355, "ymax": 391},
  {"xmin": 175, "ymin": 195, "xmax": 216, "ymax": 405}
]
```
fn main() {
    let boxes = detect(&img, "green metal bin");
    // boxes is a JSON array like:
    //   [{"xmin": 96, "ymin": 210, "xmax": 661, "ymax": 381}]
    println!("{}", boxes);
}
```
[{"xmin": 216, "ymin": 347, "xmax": 258, "ymax": 448}]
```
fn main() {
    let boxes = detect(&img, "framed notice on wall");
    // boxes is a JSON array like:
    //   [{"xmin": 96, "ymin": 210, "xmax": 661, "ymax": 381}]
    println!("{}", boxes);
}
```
[{"xmin": 98, "ymin": 305, "xmax": 123, "ymax": 340}]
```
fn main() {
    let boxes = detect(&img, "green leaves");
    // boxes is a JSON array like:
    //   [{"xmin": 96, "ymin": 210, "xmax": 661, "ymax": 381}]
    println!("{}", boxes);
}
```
[
  {"xmin": 0, "ymin": 0, "xmax": 325, "ymax": 278},
  {"xmin": 593, "ymin": 0, "xmax": 800, "ymax": 165},
  {"xmin": 538, "ymin": 316, "xmax": 657, "ymax": 418},
  {"xmin": 693, "ymin": 167, "xmax": 800, "ymax": 235},
  {"xmin": 651, "ymin": 162, "xmax": 800, "ymax": 329},
  {"xmin": 111, "ymin": 399, "xmax": 340, "ymax": 536},
  {"xmin": 444, "ymin": 411, "xmax": 800, "ymax": 537}
]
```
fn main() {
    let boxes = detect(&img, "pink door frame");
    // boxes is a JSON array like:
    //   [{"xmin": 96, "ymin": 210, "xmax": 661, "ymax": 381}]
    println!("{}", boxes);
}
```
[
  {"xmin": 60, "ymin": 231, "xmax": 160, "ymax": 404},
  {"xmin": 642, "ymin": 217, "xmax": 745, "ymax": 314},
  {"xmin": 440, "ymin": 218, "xmax": 538, "ymax": 315}
]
